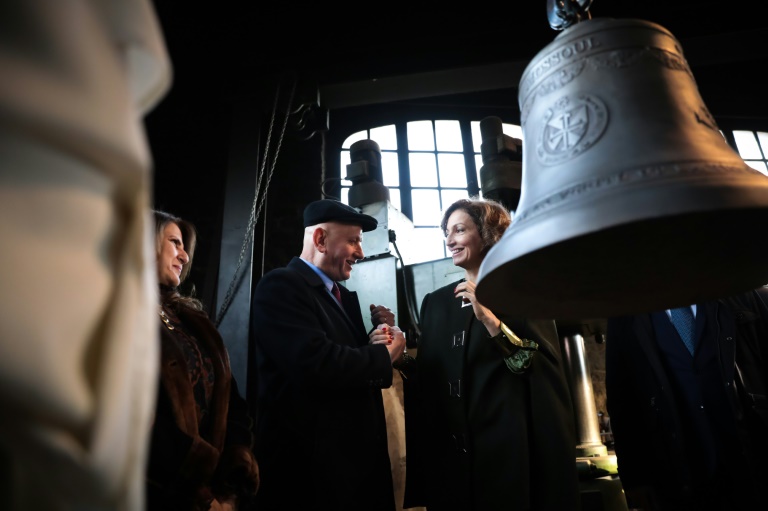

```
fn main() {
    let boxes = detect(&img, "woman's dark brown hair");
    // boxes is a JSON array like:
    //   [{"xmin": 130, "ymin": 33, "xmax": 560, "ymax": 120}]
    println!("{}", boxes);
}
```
[
  {"xmin": 440, "ymin": 196, "xmax": 511, "ymax": 252},
  {"xmin": 153, "ymin": 209, "xmax": 203, "ymax": 311}
]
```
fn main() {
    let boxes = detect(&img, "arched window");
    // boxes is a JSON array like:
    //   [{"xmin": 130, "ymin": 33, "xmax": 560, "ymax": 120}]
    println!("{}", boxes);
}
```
[{"xmin": 340, "ymin": 120, "xmax": 522, "ymax": 263}]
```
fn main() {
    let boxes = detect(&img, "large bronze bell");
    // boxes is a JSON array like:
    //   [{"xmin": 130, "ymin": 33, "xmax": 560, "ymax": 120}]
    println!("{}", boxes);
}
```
[{"xmin": 476, "ymin": 17, "xmax": 768, "ymax": 319}]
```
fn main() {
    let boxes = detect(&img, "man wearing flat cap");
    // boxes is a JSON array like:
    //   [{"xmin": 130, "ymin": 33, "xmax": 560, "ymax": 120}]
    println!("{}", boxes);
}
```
[{"xmin": 251, "ymin": 199, "xmax": 405, "ymax": 511}]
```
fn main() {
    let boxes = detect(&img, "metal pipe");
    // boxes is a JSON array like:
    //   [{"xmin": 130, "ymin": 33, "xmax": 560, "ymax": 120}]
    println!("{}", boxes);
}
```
[{"xmin": 562, "ymin": 333, "xmax": 607, "ymax": 457}]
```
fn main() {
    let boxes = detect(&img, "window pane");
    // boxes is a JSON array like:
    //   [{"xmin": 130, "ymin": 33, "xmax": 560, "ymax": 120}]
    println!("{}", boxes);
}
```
[
  {"xmin": 409, "ymin": 227, "xmax": 448, "ymax": 263},
  {"xmin": 342, "ymin": 130, "xmax": 368, "ymax": 149},
  {"xmin": 437, "ymin": 153, "xmax": 467, "ymax": 187},
  {"xmin": 471, "ymin": 121, "xmax": 482, "ymax": 153},
  {"xmin": 370, "ymin": 125, "xmax": 397, "ymax": 150},
  {"xmin": 388, "ymin": 188, "xmax": 401, "ymax": 211},
  {"xmin": 745, "ymin": 160, "xmax": 768, "ymax": 176},
  {"xmin": 409, "ymin": 153, "xmax": 438, "ymax": 187},
  {"xmin": 435, "ymin": 120, "xmax": 463, "ymax": 151},
  {"xmin": 411, "ymin": 189, "xmax": 441, "ymax": 226},
  {"xmin": 756, "ymin": 131, "xmax": 768, "ymax": 158},
  {"xmin": 733, "ymin": 130, "xmax": 762, "ymax": 159},
  {"xmin": 441, "ymin": 189, "xmax": 470, "ymax": 212},
  {"xmin": 381, "ymin": 151, "xmax": 400, "ymax": 186},
  {"xmin": 407, "ymin": 121, "xmax": 435, "ymax": 151},
  {"xmin": 503, "ymin": 124, "xmax": 523, "ymax": 140}
]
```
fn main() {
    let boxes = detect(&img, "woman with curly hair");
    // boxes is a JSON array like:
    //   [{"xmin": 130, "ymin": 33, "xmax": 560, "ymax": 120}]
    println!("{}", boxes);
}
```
[{"xmin": 404, "ymin": 197, "xmax": 579, "ymax": 510}]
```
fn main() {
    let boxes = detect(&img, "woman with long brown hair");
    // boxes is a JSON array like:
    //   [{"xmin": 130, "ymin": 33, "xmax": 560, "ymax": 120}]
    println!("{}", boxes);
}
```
[{"xmin": 147, "ymin": 210, "xmax": 259, "ymax": 511}]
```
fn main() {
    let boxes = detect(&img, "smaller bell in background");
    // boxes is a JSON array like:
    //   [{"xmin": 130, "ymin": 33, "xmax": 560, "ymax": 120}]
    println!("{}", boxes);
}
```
[
  {"xmin": 477, "ymin": 16, "xmax": 768, "ymax": 319},
  {"xmin": 477, "ymin": 116, "xmax": 523, "ymax": 212}
]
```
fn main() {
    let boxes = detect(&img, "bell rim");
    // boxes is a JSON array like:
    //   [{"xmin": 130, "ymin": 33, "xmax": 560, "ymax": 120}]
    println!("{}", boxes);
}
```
[
  {"xmin": 477, "ymin": 212, "xmax": 768, "ymax": 320},
  {"xmin": 478, "ymin": 171, "xmax": 768, "ymax": 318}
]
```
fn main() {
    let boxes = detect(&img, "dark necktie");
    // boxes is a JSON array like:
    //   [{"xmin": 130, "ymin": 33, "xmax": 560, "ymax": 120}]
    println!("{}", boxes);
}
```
[
  {"xmin": 331, "ymin": 282, "xmax": 342, "ymax": 305},
  {"xmin": 669, "ymin": 306, "xmax": 696, "ymax": 355}
]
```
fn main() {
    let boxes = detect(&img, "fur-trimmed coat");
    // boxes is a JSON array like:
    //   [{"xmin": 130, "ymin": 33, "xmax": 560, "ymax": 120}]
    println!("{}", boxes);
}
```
[{"xmin": 147, "ymin": 300, "xmax": 259, "ymax": 511}]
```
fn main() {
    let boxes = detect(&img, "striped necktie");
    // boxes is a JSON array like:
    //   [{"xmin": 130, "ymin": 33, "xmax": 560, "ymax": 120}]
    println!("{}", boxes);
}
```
[
  {"xmin": 669, "ymin": 306, "xmax": 696, "ymax": 355},
  {"xmin": 331, "ymin": 282, "xmax": 342, "ymax": 305}
]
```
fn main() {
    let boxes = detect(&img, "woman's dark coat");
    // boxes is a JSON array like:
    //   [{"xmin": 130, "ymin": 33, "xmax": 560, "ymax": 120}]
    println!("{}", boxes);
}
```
[{"xmin": 404, "ymin": 279, "xmax": 580, "ymax": 510}]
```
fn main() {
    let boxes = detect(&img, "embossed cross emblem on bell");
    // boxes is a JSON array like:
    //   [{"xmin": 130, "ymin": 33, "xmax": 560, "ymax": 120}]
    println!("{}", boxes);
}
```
[{"xmin": 476, "ymin": 14, "xmax": 768, "ymax": 319}]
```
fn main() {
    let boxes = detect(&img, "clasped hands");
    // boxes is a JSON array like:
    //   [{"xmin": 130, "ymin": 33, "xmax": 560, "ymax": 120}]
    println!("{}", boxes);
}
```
[{"xmin": 369, "ymin": 304, "xmax": 406, "ymax": 364}]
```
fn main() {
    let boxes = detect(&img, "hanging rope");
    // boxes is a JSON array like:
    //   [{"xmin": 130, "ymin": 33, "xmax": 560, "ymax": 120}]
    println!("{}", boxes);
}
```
[{"xmin": 214, "ymin": 75, "xmax": 298, "ymax": 327}]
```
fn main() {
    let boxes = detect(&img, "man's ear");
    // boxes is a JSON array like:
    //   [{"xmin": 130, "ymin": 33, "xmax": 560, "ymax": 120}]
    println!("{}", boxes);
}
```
[{"xmin": 312, "ymin": 227, "xmax": 327, "ymax": 252}]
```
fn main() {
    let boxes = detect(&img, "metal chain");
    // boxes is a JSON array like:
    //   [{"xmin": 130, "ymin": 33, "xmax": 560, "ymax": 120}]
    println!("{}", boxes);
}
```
[{"xmin": 214, "ymin": 76, "xmax": 297, "ymax": 326}]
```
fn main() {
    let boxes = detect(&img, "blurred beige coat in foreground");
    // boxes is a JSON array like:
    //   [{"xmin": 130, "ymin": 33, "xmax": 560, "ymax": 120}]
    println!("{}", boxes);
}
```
[{"xmin": 0, "ymin": 1, "xmax": 171, "ymax": 509}]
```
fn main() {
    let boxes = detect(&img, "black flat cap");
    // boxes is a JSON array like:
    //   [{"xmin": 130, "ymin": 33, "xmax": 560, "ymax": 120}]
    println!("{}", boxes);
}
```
[{"xmin": 303, "ymin": 199, "xmax": 378, "ymax": 232}]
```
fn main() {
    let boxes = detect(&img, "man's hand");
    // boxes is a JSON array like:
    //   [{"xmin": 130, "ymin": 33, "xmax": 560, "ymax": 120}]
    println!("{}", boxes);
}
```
[{"xmin": 370, "ymin": 304, "xmax": 394, "ymax": 328}]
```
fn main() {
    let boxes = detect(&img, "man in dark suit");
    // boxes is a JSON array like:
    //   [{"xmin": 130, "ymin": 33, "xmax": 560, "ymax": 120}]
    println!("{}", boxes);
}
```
[
  {"xmin": 251, "ymin": 199, "xmax": 406, "ymax": 511},
  {"xmin": 606, "ymin": 289, "xmax": 768, "ymax": 511}
]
